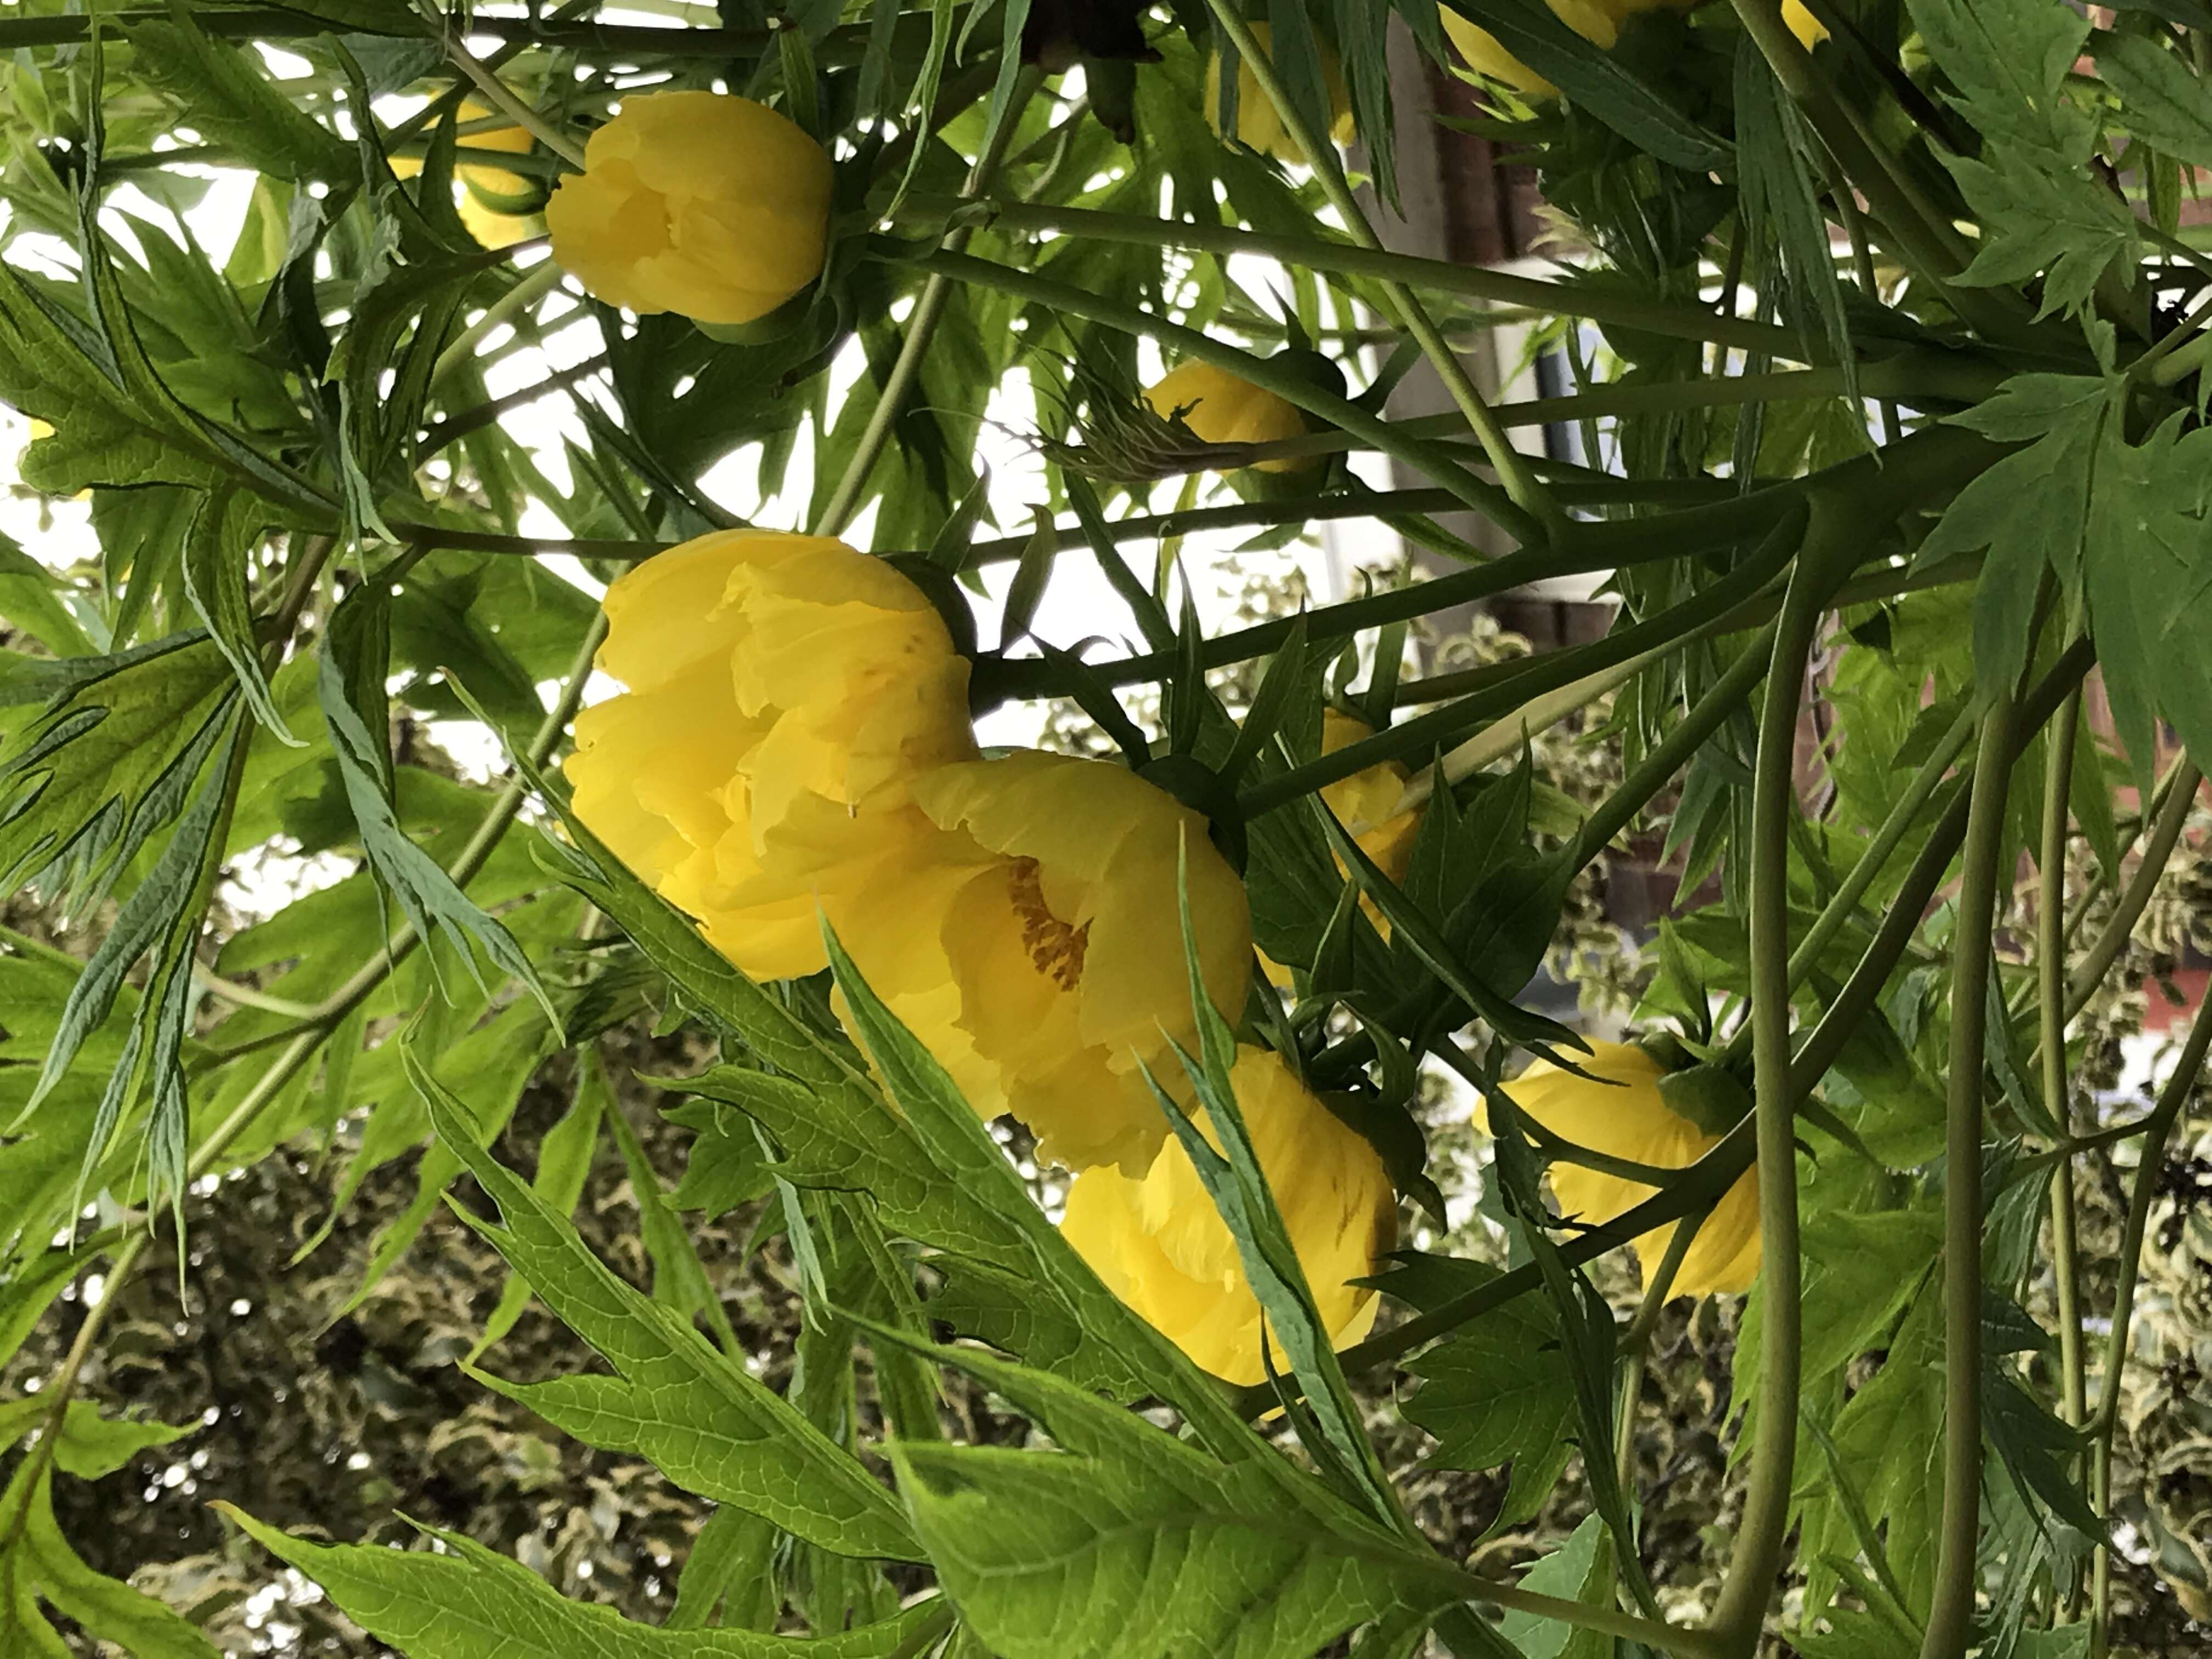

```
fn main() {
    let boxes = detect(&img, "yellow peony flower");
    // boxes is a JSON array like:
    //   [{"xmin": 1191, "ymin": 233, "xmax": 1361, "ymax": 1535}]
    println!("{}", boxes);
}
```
[
  {"xmin": 1487, "ymin": 1040, "xmax": 1760, "ymax": 1296},
  {"xmin": 1203, "ymin": 24, "xmax": 1357, "ymax": 162},
  {"xmin": 883, "ymin": 749, "xmax": 1254, "ymax": 1174},
  {"xmin": 1442, "ymin": 0, "xmax": 1689, "ymax": 98},
  {"xmin": 1143, "ymin": 360, "xmax": 1316, "ymax": 475},
  {"xmin": 545, "ymin": 89, "xmax": 834, "ymax": 326},
  {"xmin": 566, "ymin": 529, "xmax": 978, "ymax": 981},
  {"xmin": 389, "ymin": 99, "xmax": 542, "ymax": 251},
  {"xmin": 1262, "ymin": 709, "xmax": 1423, "ymax": 984},
  {"xmin": 1063, "ymin": 1047, "xmax": 1397, "ymax": 1385}
]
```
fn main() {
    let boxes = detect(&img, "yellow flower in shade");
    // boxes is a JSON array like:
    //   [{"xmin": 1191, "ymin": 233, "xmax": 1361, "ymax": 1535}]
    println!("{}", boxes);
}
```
[
  {"xmin": 1063, "ymin": 1047, "xmax": 1397, "ymax": 1385},
  {"xmin": 1488, "ymin": 1040, "xmax": 1760, "ymax": 1296},
  {"xmin": 390, "ymin": 99, "xmax": 541, "ymax": 250},
  {"xmin": 1782, "ymin": 0, "xmax": 1829, "ymax": 46},
  {"xmin": 545, "ymin": 89, "xmax": 834, "ymax": 326},
  {"xmin": 1441, "ymin": 0, "xmax": 1689, "ymax": 98},
  {"xmin": 565, "ymin": 529, "xmax": 978, "ymax": 982},
  {"xmin": 882, "ymin": 749, "xmax": 1254, "ymax": 1175},
  {"xmin": 1262, "ymin": 710, "xmax": 1422, "ymax": 984},
  {"xmin": 1144, "ymin": 360, "xmax": 1315, "ymax": 475},
  {"xmin": 1203, "ymin": 24, "xmax": 1357, "ymax": 162}
]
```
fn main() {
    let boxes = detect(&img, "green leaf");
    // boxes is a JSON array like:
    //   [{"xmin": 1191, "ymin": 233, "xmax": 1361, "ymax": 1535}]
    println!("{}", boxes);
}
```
[
  {"xmin": 45, "ymin": 1401, "xmax": 194, "ymax": 1481},
  {"xmin": 469, "ymin": 1052, "xmax": 608, "ymax": 1362},
  {"xmin": 2095, "ymin": 33, "xmax": 2212, "ymax": 167},
  {"xmin": 1734, "ymin": 40, "xmax": 1853, "ymax": 396},
  {"xmin": 0, "ymin": 633, "xmax": 233, "ymax": 897},
  {"xmin": 1497, "ymin": 1514, "xmax": 1607, "ymax": 1659},
  {"xmin": 219, "ymin": 1506, "xmax": 949, "ymax": 1657},
  {"xmin": 316, "ymin": 586, "xmax": 558, "ymax": 1031},
  {"xmin": 602, "ymin": 1051, "xmax": 741, "ymax": 1354},
  {"xmin": 1919, "ymin": 374, "xmax": 2111, "ymax": 703},
  {"xmin": 891, "ymin": 1436, "xmax": 1455, "ymax": 1659},
  {"xmin": 815, "ymin": 910, "xmax": 1286, "ymax": 1461},
  {"xmin": 2082, "ymin": 414, "xmax": 2212, "ymax": 791},
  {"xmin": 1437, "ymin": 0, "xmax": 1731, "ymax": 170},
  {"xmin": 1906, "ymin": 0, "xmax": 2129, "ymax": 316},
  {"xmin": 1404, "ymin": 1268, "xmax": 1576, "ymax": 1531},
  {"xmin": 0, "ymin": 534, "xmax": 94, "ymax": 659},
  {"xmin": 1, "ymin": 1462, "xmax": 218, "ymax": 1659},
  {"xmin": 180, "ymin": 487, "xmax": 293, "ymax": 742},
  {"xmin": 124, "ymin": 15, "xmax": 351, "ymax": 181},
  {"xmin": 407, "ymin": 1040, "xmax": 922, "ymax": 1561}
]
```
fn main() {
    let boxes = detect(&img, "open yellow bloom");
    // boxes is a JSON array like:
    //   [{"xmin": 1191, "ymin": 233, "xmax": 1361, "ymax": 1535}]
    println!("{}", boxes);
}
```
[
  {"xmin": 389, "ymin": 99, "xmax": 540, "ymax": 250},
  {"xmin": 566, "ymin": 529, "xmax": 977, "ymax": 981},
  {"xmin": 875, "ymin": 749, "xmax": 1252, "ymax": 1174},
  {"xmin": 546, "ymin": 90, "xmax": 834, "ymax": 326},
  {"xmin": 1442, "ymin": 0, "xmax": 1688, "ymax": 98},
  {"xmin": 1488, "ymin": 1040, "xmax": 1760, "ymax": 1296},
  {"xmin": 1144, "ymin": 360, "xmax": 1314, "ymax": 475},
  {"xmin": 1064, "ymin": 1048, "xmax": 1397, "ymax": 1385},
  {"xmin": 1203, "ymin": 24, "xmax": 1357, "ymax": 162},
  {"xmin": 1262, "ymin": 710, "xmax": 1422, "ymax": 983}
]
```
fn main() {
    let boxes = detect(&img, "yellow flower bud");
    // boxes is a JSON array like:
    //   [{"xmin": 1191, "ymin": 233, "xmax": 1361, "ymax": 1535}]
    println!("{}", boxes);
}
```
[
  {"xmin": 1143, "ymin": 359, "xmax": 1315, "ymax": 475},
  {"xmin": 1441, "ymin": 0, "xmax": 1691, "ymax": 99},
  {"xmin": 388, "ymin": 99, "xmax": 541, "ymax": 251},
  {"xmin": 1203, "ymin": 24, "xmax": 1357, "ymax": 163},
  {"xmin": 1486, "ymin": 1039, "xmax": 1760, "ymax": 1296},
  {"xmin": 1063, "ymin": 1047, "xmax": 1397, "ymax": 1385},
  {"xmin": 877, "ymin": 749, "xmax": 1254, "ymax": 1174},
  {"xmin": 566, "ymin": 529, "xmax": 978, "ymax": 982},
  {"xmin": 1261, "ymin": 709, "xmax": 1421, "ymax": 984},
  {"xmin": 545, "ymin": 90, "xmax": 834, "ymax": 326}
]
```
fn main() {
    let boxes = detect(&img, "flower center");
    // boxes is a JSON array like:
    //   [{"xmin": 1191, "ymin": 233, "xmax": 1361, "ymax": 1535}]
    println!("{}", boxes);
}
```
[{"xmin": 1007, "ymin": 857, "xmax": 1088, "ymax": 992}]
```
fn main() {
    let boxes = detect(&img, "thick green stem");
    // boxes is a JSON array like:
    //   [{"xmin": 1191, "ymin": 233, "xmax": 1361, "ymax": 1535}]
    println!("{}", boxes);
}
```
[
  {"xmin": 900, "ymin": 248, "xmax": 1543, "ymax": 540},
  {"xmin": 933, "ymin": 199, "xmax": 1808, "ymax": 358},
  {"xmin": 1789, "ymin": 641, "xmax": 2096, "ymax": 1094},
  {"xmin": 1200, "ymin": 0, "xmax": 1559, "ymax": 534},
  {"xmin": 430, "ymin": 260, "xmax": 567, "ymax": 386},
  {"xmin": 2085, "ymin": 992, "xmax": 2212, "ymax": 1658},
  {"xmin": 811, "ymin": 70, "xmax": 1042, "ymax": 539},
  {"xmin": 2042, "ymin": 687, "xmax": 2089, "ymax": 1620},
  {"xmin": 1919, "ymin": 698, "xmax": 2018, "ymax": 1659},
  {"xmin": 1706, "ymin": 501, "xmax": 1848, "ymax": 1655},
  {"xmin": 975, "ymin": 511, "xmax": 1692, "ymax": 706}
]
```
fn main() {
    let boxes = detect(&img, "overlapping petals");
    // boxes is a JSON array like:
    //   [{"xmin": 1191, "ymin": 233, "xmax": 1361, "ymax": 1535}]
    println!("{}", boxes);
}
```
[
  {"xmin": 1488, "ymin": 1039, "xmax": 1760, "ymax": 1296},
  {"xmin": 1063, "ymin": 1048, "xmax": 1396, "ymax": 1385},
  {"xmin": 546, "ymin": 90, "xmax": 834, "ymax": 325}
]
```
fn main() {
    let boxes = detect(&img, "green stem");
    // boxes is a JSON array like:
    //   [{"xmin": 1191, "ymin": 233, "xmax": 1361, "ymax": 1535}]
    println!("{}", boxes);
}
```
[
  {"xmin": 1719, "ymin": 699, "xmax": 1978, "ymax": 1073},
  {"xmin": 2085, "ymin": 991, "xmax": 2212, "ymax": 1658},
  {"xmin": 933, "ymin": 199, "xmax": 1808, "ymax": 358},
  {"xmin": 1238, "ymin": 515, "xmax": 1799, "ymax": 819},
  {"xmin": 811, "ymin": 69, "xmax": 1042, "ymax": 539},
  {"xmin": 420, "ymin": 351, "xmax": 607, "ymax": 453},
  {"xmin": 1790, "ymin": 639, "xmax": 2093, "ymax": 1094},
  {"xmin": 1706, "ymin": 501, "xmax": 1845, "ymax": 1656},
  {"xmin": 1143, "ymin": 351, "xmax": 2003, "ymax": 476},
  {"xmin": 1200, "ymin": 0, "xmax": 1560, "ymax": 535},
  {"xmin": 975, "ymin": 511, "xmax": 1694, "ymax": 705},
  {"xmin": 2042, "ymin": 687, "xmax": 2088, "ymax": 1620},
  {"xmin": 2060, "ymin": 758, "xmax": 2200, "ymax": 1019},
  {"xmin": 431, "ymin": 260, "xmax": 567, "ymax": 386},
  {"xmin": 416, "ymin": 3, "xmax": 588, "ymax": 168},
  {"xmin": 1918, "ymin": 697, "xmax": 2017, "ymax": 1659},
  {"xmin": 1568, "ymin": 628, "xmax": 1778, "ymax": 870},
  {"xmin": 899, "ymin": 248, "xmax": 1543, "ymax": 540}
]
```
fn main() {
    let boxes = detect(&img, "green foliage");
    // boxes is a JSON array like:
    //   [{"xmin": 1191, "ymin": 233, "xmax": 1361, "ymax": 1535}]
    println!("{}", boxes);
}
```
[{"xmin": 0, "ymin": 1, "xmax": 2205, "ymax": 1654}]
